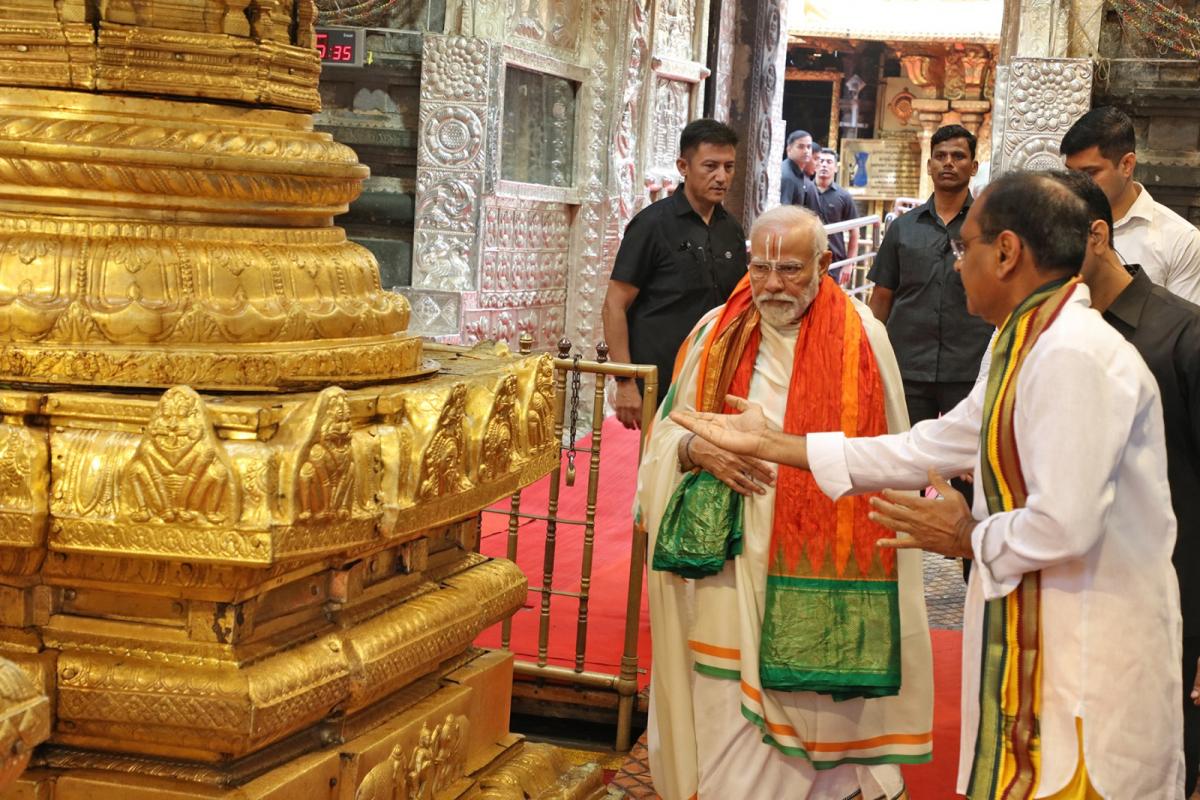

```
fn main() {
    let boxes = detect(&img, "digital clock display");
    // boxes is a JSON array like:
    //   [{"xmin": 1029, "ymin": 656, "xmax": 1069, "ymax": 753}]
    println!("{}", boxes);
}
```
[{"xmin": 315, "ymin": 28, "xmax": 363, "ymax": 68}]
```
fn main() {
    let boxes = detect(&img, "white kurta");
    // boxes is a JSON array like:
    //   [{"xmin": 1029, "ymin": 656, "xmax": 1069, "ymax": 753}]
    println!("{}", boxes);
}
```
[
  {"xmin": 809, "ymin": 283, "xmax": 1185, "ymax": 798},
  {"xmin": 639, "ymin": 296, "xmax": 933, "ymax": 800}
]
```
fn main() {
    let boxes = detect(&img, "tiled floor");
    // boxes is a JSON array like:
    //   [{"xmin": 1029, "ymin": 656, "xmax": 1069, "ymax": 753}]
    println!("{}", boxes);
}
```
[
  {"xmin": 608, "ymin": 554, "xmax": 967, "ymax": 797},
  {"xmin": 608, "ymin": 734, "xmax": 657, "ymax": 799},
  {"xmin": 922, "ymin": 551, "xmax": 967, "ymax": 630}
]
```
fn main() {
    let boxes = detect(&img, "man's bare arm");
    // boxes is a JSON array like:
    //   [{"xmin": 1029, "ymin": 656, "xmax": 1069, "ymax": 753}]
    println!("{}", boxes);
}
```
[
  {"xmin": 669, "ymin": 397, "xmax": 810, "ymax": 469},
  {"xmin": 848, "ymin": 229, "xmax": 860, "ymax": 261},
  {"xmin": 867, "ymin": 286, "xmax": 894, "ymax": 322},
  {"xmin": 601, "ymin": 280, "xmax": 643, "ymax": 429}
]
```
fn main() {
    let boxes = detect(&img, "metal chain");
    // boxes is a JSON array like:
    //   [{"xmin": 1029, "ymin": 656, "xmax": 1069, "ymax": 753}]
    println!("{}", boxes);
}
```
[{"xmin": 565, "ymin": 352, "xmax": 582, "ymax": 486}]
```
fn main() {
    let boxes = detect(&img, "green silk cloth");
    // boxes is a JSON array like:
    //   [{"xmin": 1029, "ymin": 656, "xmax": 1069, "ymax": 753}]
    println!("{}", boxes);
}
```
[{"xmin": 651, "ymin": 470, "xmax": 744, "ymax": 579}]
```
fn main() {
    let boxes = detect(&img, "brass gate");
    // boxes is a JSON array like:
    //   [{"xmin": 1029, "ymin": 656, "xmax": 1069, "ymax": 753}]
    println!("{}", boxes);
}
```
[{"xmin": 484, "ymin": 336, "xmax": 658, "ymax": 751}]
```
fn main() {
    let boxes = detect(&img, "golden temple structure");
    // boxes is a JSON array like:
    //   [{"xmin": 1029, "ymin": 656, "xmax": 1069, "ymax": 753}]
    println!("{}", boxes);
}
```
[{"xmin": 0, "ymin": 1, "xmax": 601, "ymax": 797}]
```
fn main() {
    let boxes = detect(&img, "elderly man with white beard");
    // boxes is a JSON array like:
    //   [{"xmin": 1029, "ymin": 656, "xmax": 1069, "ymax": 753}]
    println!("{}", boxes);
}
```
[{"xmin": 638, "ymin": 205, "xmax": 933, "ymax": 800}]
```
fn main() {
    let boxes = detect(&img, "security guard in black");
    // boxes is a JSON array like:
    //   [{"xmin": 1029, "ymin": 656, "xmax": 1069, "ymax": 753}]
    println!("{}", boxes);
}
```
[{"xmin": 610, "ymin": 184, "xmax": 747, "ymax": 405}]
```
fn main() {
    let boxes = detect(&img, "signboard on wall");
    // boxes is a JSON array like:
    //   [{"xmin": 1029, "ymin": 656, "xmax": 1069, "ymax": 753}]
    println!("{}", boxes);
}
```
[{"xmin": 839, "ymin": 139, "xmax": 922, "ymax": 200}]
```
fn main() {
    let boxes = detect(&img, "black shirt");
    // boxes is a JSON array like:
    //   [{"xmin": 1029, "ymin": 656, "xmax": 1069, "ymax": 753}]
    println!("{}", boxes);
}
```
[
  {"xmin": 779, "ymin": 158, "xmax": 821, "ymax": 213},
  {"xmin": 868, "ymin": 193, "xmax": 993, "ymax": 383},
  {"xmin": 1103, "ymin": 266, "xmax": 1200, "ymax": 635},
  {"xmin": 815, "ymin": 181, "xmax": 859, "ymax": 263},
  {"xmin": 611, "ymin": 185, "xmax": 747, "ymax": 397}
]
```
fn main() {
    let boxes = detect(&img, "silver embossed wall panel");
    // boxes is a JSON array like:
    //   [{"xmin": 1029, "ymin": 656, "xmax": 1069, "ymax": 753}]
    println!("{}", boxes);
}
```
[
  {"xmin": 564, "ymin": 0, "xmax": 650, "ymax": 355},
  {"xmin": 990, "ymin": 58, "xmax": 1092, "ymax": 178},
  {"xmin": 464, "ymin": 197, "xmax": 571, "ymax": 346},
  {"xmin": 411, "ymin": 34, "xmax": 497, "ymax": 311}
]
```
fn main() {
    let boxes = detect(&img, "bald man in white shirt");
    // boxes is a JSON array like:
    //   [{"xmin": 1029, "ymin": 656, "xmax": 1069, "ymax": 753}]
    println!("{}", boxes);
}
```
[{"xmin": 1061, "ymin": 106, "xmax": 1200, "ymax": 303}]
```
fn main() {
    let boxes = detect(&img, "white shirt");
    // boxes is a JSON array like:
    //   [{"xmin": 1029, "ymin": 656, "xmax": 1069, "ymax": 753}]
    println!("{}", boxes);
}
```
[
  {"xmin": 807, "ymin": 284, "xmax": 1184, "ymax": 798},
  {"xmin": 1114, "ymin": 182, "xmax": 1200, "ymax": 303}
]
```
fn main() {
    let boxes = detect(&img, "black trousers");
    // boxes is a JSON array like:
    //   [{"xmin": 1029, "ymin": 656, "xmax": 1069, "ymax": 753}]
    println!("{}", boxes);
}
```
[
  {"xmin": 1186, "ymin": 635, "xmax": 1200, "ymax": 795},
  {"xmin": 902, "ymin": 379, "xmax": 977, "ymax": 582}
]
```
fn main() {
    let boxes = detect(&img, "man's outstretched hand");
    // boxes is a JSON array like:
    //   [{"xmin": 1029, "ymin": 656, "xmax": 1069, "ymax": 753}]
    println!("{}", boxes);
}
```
[
  {"xmin": 873, "ymin": 469, "xmax": 976, "ymax": 559},
  {"xmin": 670, "ymin": 396, "xmax": 773, "ymax": 460}
]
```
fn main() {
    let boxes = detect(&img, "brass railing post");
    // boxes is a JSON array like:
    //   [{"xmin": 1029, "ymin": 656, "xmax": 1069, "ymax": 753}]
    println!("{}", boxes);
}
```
[
  {"xmin": 501, "ymin": 332, "xmax": 536, "ymax": 649},
  {"xmin": 535, "ymin": 339, "xmax": 572, "ymax": 667},
  {"xmin": 490, "ymin": 343, "xmax": 658, "ymax": 751},
  {"xmin": 573, "ymin": 343, "xmax": 609, "ymax": 674}
]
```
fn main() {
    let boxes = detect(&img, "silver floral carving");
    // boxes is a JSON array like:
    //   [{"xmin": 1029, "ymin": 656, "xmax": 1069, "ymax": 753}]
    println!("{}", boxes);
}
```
[
  {"xmin": 422, "ymin": 106, "xmax": 485, "ymax": 168},
  {"xmin": 1007, "ymin": 60, "xmax": 1091, "ymax": 132},
  {"xmin": 423, "ymin": 37, "xmax": 490, "ymax": 103},
  {"xmin": 564, "ymin": 0, "xmax": 648, "ymax": 357},
  {"xmin": 413, "ymin": 35, "xmax": 494, "ymax": 295},
  {"xmin": 1009, "ymin": 136, "xmax": 1067, "ymax": 171},
  {"xmin": 990, "ymin": 58, "xmax": 1092, "ymax": 178}
]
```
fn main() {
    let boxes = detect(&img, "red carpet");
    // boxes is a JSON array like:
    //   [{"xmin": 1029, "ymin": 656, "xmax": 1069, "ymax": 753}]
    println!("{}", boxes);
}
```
[
  {"xmin": 477, "ymin": 417, "xmax": 651, "ymax": 688},
  {"xmin": 477, "ymin": 417, "xmax": 963, "ymax": 796}
]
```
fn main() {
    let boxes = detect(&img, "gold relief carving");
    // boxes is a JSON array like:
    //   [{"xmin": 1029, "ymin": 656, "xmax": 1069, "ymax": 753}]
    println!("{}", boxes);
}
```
[
  {"xmin": 0, "ymin": 423, "xmax": 48, "ymax": 549},
  {"xmin": 415, "ymin": 384, "xmax": 471, "ymax": 502},
  {"xmin": 354, "ymin": 714, "xmax": 469, "ymax": 800},
  {"xmin": 40, "ymin": 550, "xmax": 296, "ymax": 596},
  {"xmin": 524, "ymin": 355, "xmax": 556, "ymax": 454},
  {"xmin": 52, "ymin": 519, "xmax": 271, "ymax": 564},
  {"xmin": 50, "ymin": 428, "xmax": 132, "ymax": 520},
  {"xmin": 479, "ymin": 375, "xmax": 522, "ymax": 483},
  {"xmin": 0, "ymin": 657, "xmax": 51, "ymax": 791},
  {"xmin": 0, "ymin": 335, "xmax": 430, "ymax": 393},
  {"xmin": 0, "ymin": 222, "xmax": 408, "ymax": 346},
  {"xmin": 283, "ymin": 388, "xmax": 367, "ymax": 521},
  {"xmin": 55, "ymin": 631, "xmax": 351, "ymax": 758},
  {"xmin": 40, "ymin": 560, "xmax": 522, "ymax": 760},
  {"xmin": 120, "ymin": 387, "xmax": 240, "ymax": 526},
  {"xmin": 477, "ymin": 743, "xmax": 605, "ymax": 800}
]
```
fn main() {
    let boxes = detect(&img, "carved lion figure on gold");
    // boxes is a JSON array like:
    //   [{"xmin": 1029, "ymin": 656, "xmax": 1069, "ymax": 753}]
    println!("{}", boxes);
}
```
[{"xmin": 120, "ymin": 386, "xmax": 240, "ymax": 525}]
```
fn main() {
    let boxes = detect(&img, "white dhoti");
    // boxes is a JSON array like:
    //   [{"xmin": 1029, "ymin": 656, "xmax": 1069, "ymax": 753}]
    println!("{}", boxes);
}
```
[{"xmin": 640, "ymin": 298, "xmax": 933, "ymax": 800}]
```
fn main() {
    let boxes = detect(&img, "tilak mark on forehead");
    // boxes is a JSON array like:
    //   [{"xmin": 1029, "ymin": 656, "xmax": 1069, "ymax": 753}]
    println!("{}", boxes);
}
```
[{"xmin": 763, "ymin": 231, "xmax": 784, "ymax": 261}]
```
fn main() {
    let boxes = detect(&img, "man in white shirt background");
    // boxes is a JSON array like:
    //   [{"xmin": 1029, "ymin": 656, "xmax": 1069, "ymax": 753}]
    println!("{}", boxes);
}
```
[
  {"xmin": 1060, "ymin": 105, "xmax": 1200, "ymax": 304},
  {"xmin": 671, "ymin": 171, "xmax": 1184, "ymax": 798}
]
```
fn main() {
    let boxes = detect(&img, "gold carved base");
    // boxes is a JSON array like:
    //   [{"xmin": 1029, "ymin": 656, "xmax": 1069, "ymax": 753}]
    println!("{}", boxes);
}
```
[{"xmin": 5, "ymin": 650, "xmax": 605, "ymax": 800}]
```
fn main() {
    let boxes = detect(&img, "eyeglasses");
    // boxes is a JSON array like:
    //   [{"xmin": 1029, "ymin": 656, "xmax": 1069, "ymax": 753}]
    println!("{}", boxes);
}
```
[
  {"xmin": 748, "ymin": 261, "xmax": 809, "ymax": 281},
  {"xmin": 949, "ymin": 233, "xmax": 984, "ymax": 261}
]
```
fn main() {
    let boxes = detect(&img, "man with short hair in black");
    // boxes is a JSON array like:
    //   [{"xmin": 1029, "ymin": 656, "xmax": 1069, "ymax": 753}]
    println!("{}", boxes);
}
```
[
  {"xmin": 779, "ymin": 129, "xmax": 820, "ymax": 212},
  {"xmin": 1051, "ymin": 168, "xmax": 1200, "ymax": 797},
  {"xmin": 813, "ymin": 147, "xmax": 860, "ymax": 281},
  {"xmin": 868, "ymin": 123, "xmax": 993, "ymax": 425},
  {"xmin": 602, "ymin": 119, "xmax": 747, "ymax": 429}
]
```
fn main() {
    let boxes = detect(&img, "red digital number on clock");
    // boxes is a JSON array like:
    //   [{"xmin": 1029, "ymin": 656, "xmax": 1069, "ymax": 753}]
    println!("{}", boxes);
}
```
[{"xmin": 316, "ymin": 32, "xmax": 328, "ymax": 59}]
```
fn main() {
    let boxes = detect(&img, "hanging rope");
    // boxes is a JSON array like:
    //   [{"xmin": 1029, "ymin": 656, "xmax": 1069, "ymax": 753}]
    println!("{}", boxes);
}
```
[
  {"xmin": 1107, "ymin": 0, "xmax": 1200, "ymax": 57},
  {"xmin": 315, "ymin": 0, "xmax": 404, "ymax": 28}
]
